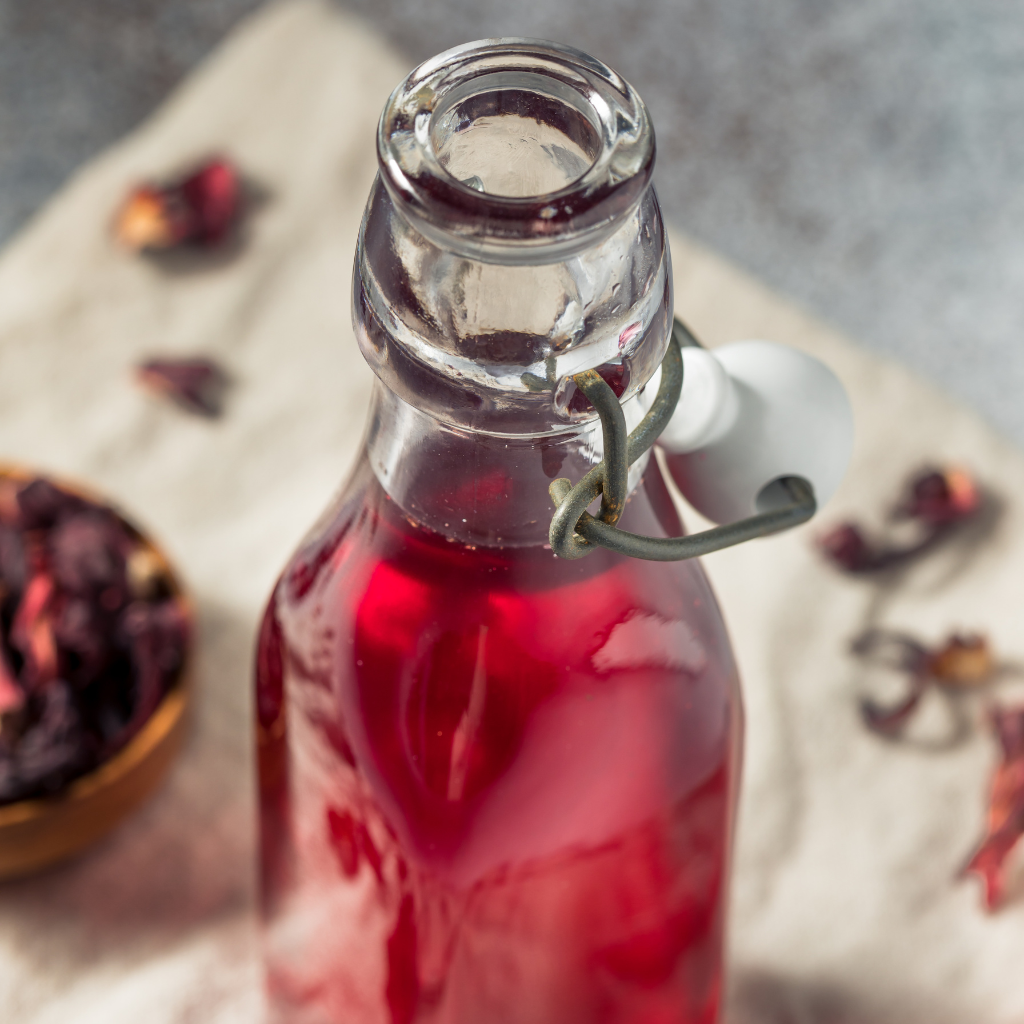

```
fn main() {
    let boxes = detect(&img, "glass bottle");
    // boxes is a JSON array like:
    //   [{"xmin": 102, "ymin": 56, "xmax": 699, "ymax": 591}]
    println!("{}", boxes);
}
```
[{"xmin": 256, "ymin": 39, "xmax": 742, "ymax": 1024}]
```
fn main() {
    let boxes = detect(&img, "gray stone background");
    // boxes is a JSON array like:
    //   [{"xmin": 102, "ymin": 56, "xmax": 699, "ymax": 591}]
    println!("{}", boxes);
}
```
[{"xmin": 2, "ymin": 0, "xmax": 1022, "ymax": 444}]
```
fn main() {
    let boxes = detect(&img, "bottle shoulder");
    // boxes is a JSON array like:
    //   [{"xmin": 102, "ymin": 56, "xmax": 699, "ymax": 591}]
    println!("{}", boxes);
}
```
[{"xmin": 269, "ymin": 456, "xmax": 734, "ymax": 658}]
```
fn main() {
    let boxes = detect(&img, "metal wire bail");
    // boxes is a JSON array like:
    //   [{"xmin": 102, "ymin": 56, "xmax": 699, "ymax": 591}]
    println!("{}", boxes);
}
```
[{"xmin": 548, "ymin": 318, "xmax": 818, "ymax": 561}]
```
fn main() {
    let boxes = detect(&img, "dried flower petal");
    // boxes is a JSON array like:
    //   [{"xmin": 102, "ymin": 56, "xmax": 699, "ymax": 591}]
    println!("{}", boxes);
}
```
[
  {"xmin": 0, "ymin": 473, "xmax": 190, "ymax": 804},
  {"xmin": 852, "ymin": 629, "xmax": 995, "ymax": 736},
  {"xmin": 179, "ymin": 159, "xmax": 239, "ymax": 245},
  {"xmin": 860, "ymin": 682, "xmax": 926, "ymax": 734},
  {"xmin": 963, "ymin": 705, "xmax": 1024, "ymax": 910},
  {"xmin": 114, "ymin": 186, "xmax": 183, "ymax": 251},
  {"xmin": 10, "ymin": 572, "xmax": 58, "ymax": 689},
  {"xmin": 926, "ymin": 634, "xmax": 993, "ymax": 688},
  {"xmin": 902, "ymin": 467, "xmax": 980, "ymax": 525},
  {"xmin": 136, "ymin": 357, "xmax": 229, "ymax": 417},
  {"xmin": 0, "ymin": 479, "xmax": 20, "ymax": 525},
  {"xmin": 0, "ymin": 524, "xmax": 26, "ymax": 596},
  {"xmin": 126, "ymin": 547, "xmax": 170, "ymax": 599},
  {"xmin": 117, "ymin": 598, "xmax": 190, "ymax": 741},
  {"xmin": 50, "ymin": 510, "xmax": 130, "ymax": 596},
  {"xmin": 0, "ymin": 682, "xmax": 92, "ymax": 800},
  {"xmin": 818, "ymin": 523, "xmax": 876, "ymax": 572},
  {"xmin": 818, "ymin": 465, "xmax": 983, "ymax": 574},
  {"xmin": 114, "ymin": 157, "xmax": 241, "ymax": 252},
  {"xmin": 16, "ymin": 477, "xmax": 85, "ymax": 530},
  {"xmin": 0, "ymin": 646, "xmax": 24, "ymax": 722},
  {"xmin": 51, "ymin": 595, "xmax": 112, "ymax": 683}
]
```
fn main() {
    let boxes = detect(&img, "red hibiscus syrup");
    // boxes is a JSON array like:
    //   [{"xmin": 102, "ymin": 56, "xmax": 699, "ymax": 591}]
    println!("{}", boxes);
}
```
[{"xmin": 257, "ymin": 40, "xmax": 742, "ymax": 1024}]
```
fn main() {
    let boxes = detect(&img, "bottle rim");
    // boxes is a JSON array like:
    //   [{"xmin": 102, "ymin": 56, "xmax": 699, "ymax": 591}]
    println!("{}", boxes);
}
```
[{"xmin": 376, "ymin": 39, "xmax": 656, "ymax": 264}]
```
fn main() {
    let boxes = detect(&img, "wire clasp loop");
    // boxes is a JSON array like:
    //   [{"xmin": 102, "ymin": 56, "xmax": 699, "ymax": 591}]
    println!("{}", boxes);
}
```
[{"xmin": 548, "ymin": 318, "xmax": 818, "ymax": 561}]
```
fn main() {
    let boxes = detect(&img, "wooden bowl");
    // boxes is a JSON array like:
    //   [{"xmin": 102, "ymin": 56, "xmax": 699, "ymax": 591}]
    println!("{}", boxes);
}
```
[{"xmin": 0, "ymin": 466, "xmax": 191, "ymax": 880}]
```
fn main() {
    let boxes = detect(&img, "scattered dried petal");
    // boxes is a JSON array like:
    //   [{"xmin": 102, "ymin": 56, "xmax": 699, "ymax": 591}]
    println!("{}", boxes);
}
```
[
  {"xmin": 861, "ymin": 680, "xmax": 926, "ymax": 735},
  {"xmin": 902, "ymin": 467, "xmax": 981, "ymax": 525},
  {"xmin": 136, "ymin": 357, "xmax": 229, "ymax": 417},
  {"xmin": 818, "ymin": 523, "xmax": 876, "ymax": 572},
  {"xmin": 818, "ymin": 465, "xmax": 983, "ymax": 574},
  {"xmin": 114, "ymin": 157, "xmax": 241, "ymax": 252},
  {"xmin": 114, "ymin": 186, "xmax": 183, "ymax": 251},
  {"xmin": 963, "ymin": 705, "xmax": 1024, "ymax": 910},
  {"xmin": 927, "ymin": 634, "xmax": 993, "ymax": 688},
  {"xmin": 179, "ymin": 159, "xmax": 239, "ymax": 245},
  {"xmin": 852, "ymin": 629, "xmax": 995, "ymax": 737}
]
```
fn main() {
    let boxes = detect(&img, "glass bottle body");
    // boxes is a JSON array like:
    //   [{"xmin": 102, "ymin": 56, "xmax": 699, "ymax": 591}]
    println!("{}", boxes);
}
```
[{"xmin": 258, "ymin": 445, "xmax": 740, "ymax": 1024}]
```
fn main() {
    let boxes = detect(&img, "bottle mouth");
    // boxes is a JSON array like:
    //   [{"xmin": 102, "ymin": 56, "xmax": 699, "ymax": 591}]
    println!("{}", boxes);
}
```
[{"xmin": 377, "ymin": 39, "xmax": 655, "ymax": 264}]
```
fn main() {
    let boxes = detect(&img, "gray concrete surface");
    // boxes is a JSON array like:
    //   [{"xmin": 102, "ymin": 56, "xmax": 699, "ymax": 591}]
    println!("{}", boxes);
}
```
[{"xmin": 2, "ymin": 0, "xmax": 1023, "ymax": 446}]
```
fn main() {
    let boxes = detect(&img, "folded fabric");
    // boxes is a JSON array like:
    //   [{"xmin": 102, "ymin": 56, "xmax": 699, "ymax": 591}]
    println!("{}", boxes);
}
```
[{"xmin": 0, "ymin": 2, "xmax": 1021, "ymax": 1021}]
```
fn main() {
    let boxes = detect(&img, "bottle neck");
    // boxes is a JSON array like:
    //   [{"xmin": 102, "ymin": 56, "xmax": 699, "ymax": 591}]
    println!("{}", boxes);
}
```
[
  {"xmin": 366, "ymin": 380, "xmax": 652, "ymax": 547},
  {"xmin": 354, "ymin": 176, "xmax": 672, "ymax": 436},
  {"xmin": 357, "ymin": 38, "xmax": 669, "ymax": 546}
]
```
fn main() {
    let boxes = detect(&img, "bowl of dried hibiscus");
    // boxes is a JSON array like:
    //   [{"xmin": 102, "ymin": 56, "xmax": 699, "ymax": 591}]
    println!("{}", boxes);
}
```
[{"xmin": 0, "ymin": 466, "xmax": 191, "ymax": 878}]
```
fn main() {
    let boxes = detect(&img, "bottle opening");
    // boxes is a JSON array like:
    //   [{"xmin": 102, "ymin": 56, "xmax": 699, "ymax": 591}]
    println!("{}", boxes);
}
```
[
  {"xmin": 378, "ymin": 39, "xmax": 655, "ymax": 263},
  {"xmin": 358, "ymin": 38, "xmax": 672, "ymax": 439},
  {"xmin": 431, "ymin": 76, "xmax": 602, "ymax": 198}
]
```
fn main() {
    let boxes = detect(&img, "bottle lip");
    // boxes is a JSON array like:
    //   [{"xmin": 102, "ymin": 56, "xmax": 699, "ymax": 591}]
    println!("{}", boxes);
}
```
[{"xmin": 377, "ymin": 39, "xmax": 656, "ymax": 265}]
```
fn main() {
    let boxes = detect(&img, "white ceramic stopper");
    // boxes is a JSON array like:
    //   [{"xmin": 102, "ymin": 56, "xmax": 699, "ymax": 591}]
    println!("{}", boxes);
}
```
[{"xmin": 659, "ymin": 340, "xmax": 854, "ymax": 525}]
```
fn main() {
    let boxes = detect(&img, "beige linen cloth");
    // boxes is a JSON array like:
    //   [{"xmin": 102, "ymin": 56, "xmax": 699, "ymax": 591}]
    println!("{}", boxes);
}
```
[{"xmin": 1, "ymin": 3, "xmax": 1022, "ymax": 1021}]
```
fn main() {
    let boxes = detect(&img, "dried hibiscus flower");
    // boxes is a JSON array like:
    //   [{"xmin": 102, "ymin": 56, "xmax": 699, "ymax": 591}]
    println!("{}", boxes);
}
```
[
  {"xmin": 0, "ymin": 472, "xmax": 190, "ymax": 804},
  {"xmin": 963, "ymin": 705, "xmax": 1024, "ymax": 910},
  {"xmin": 114, "ymin": 157, "xmax": 241, "ymax": 251},
  {"xmin": 900, "ymin": 466, "xmax": 980, "ymax": 525},
  {"xmin": 851, "ymin": 630, "xmax": 994, "ymax": 735},
  {"xmin": 136, "ymin": 357, "xmax": 229, "ymax": 417},
  {"xmin": 819, "ymin": 466, "xmax": 981, "ymax": 573}
]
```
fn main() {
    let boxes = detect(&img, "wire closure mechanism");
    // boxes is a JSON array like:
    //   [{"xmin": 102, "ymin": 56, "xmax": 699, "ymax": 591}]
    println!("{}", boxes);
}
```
[{"xmin": 548, "ymin": 318, "xmax": 818, "ymax": 561}]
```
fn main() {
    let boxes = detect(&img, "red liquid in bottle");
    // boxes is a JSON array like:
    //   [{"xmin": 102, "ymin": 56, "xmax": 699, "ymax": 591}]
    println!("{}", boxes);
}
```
[{"xmin": 257, "ymin": 459, "xmax": 741, "ymax": 1024}]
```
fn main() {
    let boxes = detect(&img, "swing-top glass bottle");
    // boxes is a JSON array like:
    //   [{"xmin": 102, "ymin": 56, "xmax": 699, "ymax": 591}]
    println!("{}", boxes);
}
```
[{"xmin": 256, "ymin": 38, "xmax": 742, "ymax": 1024}]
